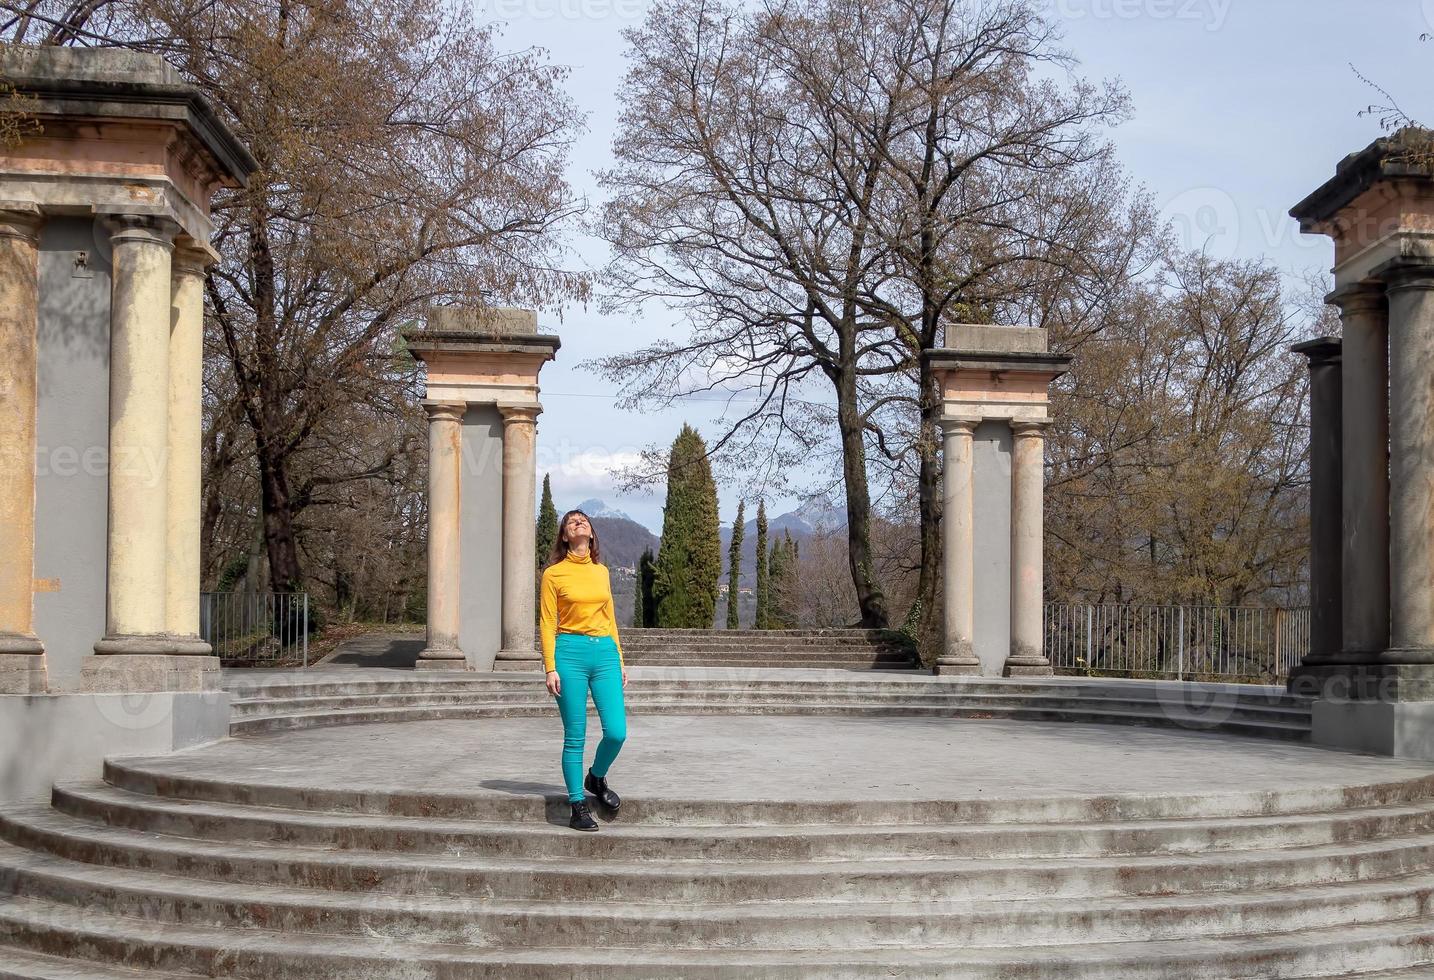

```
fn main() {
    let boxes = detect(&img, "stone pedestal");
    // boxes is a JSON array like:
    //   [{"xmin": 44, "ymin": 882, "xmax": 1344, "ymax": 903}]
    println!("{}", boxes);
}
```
[
  {"xmin": 1382, "ymin": 260, "xmax": 1434, "ymax": 665},
  {"xmin": 936, "ymin": 417, "xmax": 980, "ymax": 675},
  {"xmin": 1289, "ymin": 130, "xmax": 1434, "ymax": 758},
  {"xmin": 495, "ymin": 404, "xmax": 543, "ymax": 670},
  {"xmin": 83, "ymin": 217, "xmax": 215, "ymax": 692},
  {"xmin": 405, "ymin": 310, "xmax": 559, "ymax": 672},
  {"xmin": 164, "ymin": 247, "xmax": 212, "ymax": 648},
  {"xmin": 925, "ymin": 327, "xmax": 1069, "ymax": 677},
  {"xmin": 418, "ymin": 402, "xmax": 466, "ymax": 670},
  {"xmin": 1335, "ymin": 285, "xmax": 1389, "ymax": 662},
  {"xmin": 1288, "ymin": 338, "xmax": 1342, "ymax": 688},
  {"xmin": 1005, "ymin": 421, "xmax": 1053, "ymax": 677},
  {"xmin": 0, "ymin": 209, "xmax": 46, "ymax": 694}
]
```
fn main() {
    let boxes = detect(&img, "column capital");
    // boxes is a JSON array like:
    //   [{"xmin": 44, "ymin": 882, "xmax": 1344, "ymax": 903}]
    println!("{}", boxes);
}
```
[
  {"xmin": 1291, "ymin": 336, "xmax": 1342, "ymax": 367},
  {"xmin": 497, "ymin": 403, "xmax": 542, "ymax": 425},
  {"xmin": 171, "ymin": 245, "xmax": 213, "ymax": 282},
  {"xmin": 423, "ymin": 401, "xmax": 466, "ymax": 424},
  {"xmin": 104, "ymin": 214, "xmax": 180, "ymax": 249},
  {"xmin": 1327, "ymin": 281, "xmax": 1388, "ymax": 316},
  {"xmin": 0, "ymin": 207, "xmax": 43, "ymax": 245},
  {"xmin": 939, "ymin": 415, "xmax": 982, "ymax": 437},
  {"xmin": 1377, "ymin": 258, "xmax": 1434, "ymax": 295},
  {"xmin": 1010, "ymin": 419, "xmax": 1051, "ymax": 439}
]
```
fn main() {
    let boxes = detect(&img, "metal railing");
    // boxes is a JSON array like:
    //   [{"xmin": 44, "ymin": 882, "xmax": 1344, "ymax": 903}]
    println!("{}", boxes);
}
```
[
  {"xmin": 199, "ymin": 592, "xmax": 310, "ymax": 666},
  {"xmin": 1045, "ymin": 603, "xmax": 1310, "ymax": 682}
]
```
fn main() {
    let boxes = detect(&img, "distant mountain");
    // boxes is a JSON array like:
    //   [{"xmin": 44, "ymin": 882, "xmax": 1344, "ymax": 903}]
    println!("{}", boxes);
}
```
[
  {"xmin": 718, "ymin": 498, "xmax": 846, "ymax": 587},
  {"xmin": 589, "ymin": 515, "xmax": 658, "ymax": 573},
  {"xmin": 576, "ymin": 497, "xmax": 635, "ymax": 523}
]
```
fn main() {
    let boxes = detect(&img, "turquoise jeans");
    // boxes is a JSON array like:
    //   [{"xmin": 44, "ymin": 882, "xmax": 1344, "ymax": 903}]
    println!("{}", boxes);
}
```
[{"xmin": 552, "ymin": 632, "xmax": 627, "ymax": 803}]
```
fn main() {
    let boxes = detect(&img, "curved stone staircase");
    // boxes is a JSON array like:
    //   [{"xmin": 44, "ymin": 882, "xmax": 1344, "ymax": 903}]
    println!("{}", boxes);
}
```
[
  {"xmin": 221, "ymin": 669, "xmax": 1314, "ymax": 740},
  {"xmin": 3, "ymin": 669, "xmax": 1431, "ymax": 978},
  {"xmin": 544, "ymin": 628, "xmax": 923, "ymax": 670}
]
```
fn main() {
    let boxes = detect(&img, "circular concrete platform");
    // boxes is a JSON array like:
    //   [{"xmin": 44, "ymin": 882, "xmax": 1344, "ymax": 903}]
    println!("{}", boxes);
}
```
[{"xmin": 152, "ymin": 714, "xmax": 1434, "ymax": 808}]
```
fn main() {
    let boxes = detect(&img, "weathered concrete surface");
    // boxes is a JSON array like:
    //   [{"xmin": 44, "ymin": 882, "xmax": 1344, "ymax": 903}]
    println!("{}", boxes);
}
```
[
  {"xmin": 0, "ymin": 690, "xmax": 228, "ymax": 804},
  {"xmin": 316, "ymin": 633, "xmax": 426, "ymax": 668},
  {"xmin": 144, "ymin": 714, "xmax": 1434, "ymax": 806},
  {"xmin": 1314, "ymin": 698, "xmax": 1434, "ymax": 760}
]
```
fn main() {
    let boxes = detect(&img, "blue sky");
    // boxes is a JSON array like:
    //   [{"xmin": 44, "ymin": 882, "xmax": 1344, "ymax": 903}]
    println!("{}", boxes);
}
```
[{"xmin": 473, "ymin": 0, "xmax": 1428, "ymax": 532}]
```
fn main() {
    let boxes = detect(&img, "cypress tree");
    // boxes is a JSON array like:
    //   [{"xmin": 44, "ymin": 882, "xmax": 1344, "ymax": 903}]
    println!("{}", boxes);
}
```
[
  {"xmin": 635, "ymin": 547, "xmax": 657, "ymax": 628},
  {"xmin": 536, "ymin": 474, "xmax": 557, "ymax": 567},
  {"xmin": 726, "ymin": 500, "xmax": 745, "ymax": 628},
  {"xmin": 653, "ymin": 424, "xmax": 722, "ymax": 628},
  {"xmin": 754, "ymin": 500, "xmax": 769, "ymax": 629},
  {"xmin": 638, "ymin": 547, "xmax": 657, "ymax": 627}
]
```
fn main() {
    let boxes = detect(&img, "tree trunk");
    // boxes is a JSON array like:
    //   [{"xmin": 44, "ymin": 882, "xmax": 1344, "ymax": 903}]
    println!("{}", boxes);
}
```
[
  {"xmin": 256, "ymin": 434, "xmax": 303, "ymax": 595},
  {"xmin": 834, "ymin": 361, "xmax": 889, "ymax": 629},
  {"xmin": 914, "ymin": 358, "xmax": 944, "ymax": 663}
]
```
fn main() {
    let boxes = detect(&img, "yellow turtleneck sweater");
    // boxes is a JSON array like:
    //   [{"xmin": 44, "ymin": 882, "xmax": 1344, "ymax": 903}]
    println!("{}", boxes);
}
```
[{"xmin": 539, "ymin": 550, "xmax": 625, "ymax": 673}]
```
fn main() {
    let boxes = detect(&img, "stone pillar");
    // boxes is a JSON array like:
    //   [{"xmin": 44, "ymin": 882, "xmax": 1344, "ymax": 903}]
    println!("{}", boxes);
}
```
[
  {"xmin": 86, "ymin": 216, "xmax": 213, "ymax": 692},
  {"xmin": 937, "ymin": 416, "xmax": 981, "ymax": 675},
  {"xmin": 1384, "ymin": 263, "xmax": 1434, "ymax": 663},
  {"xmin": 1291, "ymin": 338, "xmax": 1343, "ymax": 669},
  {"xmin": 418, "ymin": 402, "xmax": 466, "ymax": 669},
  {"xmin": 1336, "ymin": 284, "xmax": 1390, "ymax": 661},
  {"xmin": 0, "ymin": 208, "xmax": 47, "ymax": 694},
  {"xmin": 1005, "ymin": 421, "xmax": 1052, "ymax": 676},
  {"xmin": 494, "ymin": 404, "xmax": 542, "ymax": 669},
  {"xmin": 164, "ymin": 246, "xmax": 212, "ymax": 647}
]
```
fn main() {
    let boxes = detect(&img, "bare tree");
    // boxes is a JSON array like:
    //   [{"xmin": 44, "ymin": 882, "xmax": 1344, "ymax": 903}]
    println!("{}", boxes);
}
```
[
  {"xmin": 599, "ymin": 0, "xmax": 1147, "ymax": 640},
  {"xmin": 4, "ymin": 0, "xmax": 588, "ymax": 595}
]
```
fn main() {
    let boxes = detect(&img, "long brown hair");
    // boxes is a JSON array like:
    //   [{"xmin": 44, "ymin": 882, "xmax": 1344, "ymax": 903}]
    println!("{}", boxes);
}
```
[{"xmin": 546, "ymin": 508, "xmax": 602, "ymax": 568}]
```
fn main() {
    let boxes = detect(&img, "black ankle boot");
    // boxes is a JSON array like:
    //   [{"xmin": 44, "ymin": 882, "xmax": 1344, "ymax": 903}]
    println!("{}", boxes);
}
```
[
  {"xmin": 585, "ymin": 769, "xmax": 621, "ymax": 812},
  {"xmin": 569, "ymin": 800, "xmax": 599, "ymax": 831}
]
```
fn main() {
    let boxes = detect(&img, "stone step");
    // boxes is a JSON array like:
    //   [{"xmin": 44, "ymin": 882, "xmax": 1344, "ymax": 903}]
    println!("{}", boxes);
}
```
[
  {"xmin": 226, "ymin": 689, "xmax": 1313, "ymax": 724},
  {"xmin": 517, "ymin": 658, "xmax": 922, "ymax": 670},
  {"xmin": 4, "ymin": 839, "xmax": 1433, "ymax": 949},
  {"xmin": 625, "ymin": 628, "xmax": 902, "ymax": 639},
  {"xmin": 220, "ymin": 672, "xmax": 1310, "ymax": 707},
  {"xmin": 224, "ymin": 699, "xmax": 1312, "ymax": 740},
  {"xmin": 2, "ymin": 892, "xmax": 1432, "ymax": 978},
  {"xmin": 0, "ymin": 945, "xmax": 198, "ymax": 980},
  {"xmin": 47, "ymin": 781, "xmax": 1434, "ymax": 861},
  {"xmin": 106, "ymin": 757, "xmax": 1428, "ymax": 827},
  {"xmin": 5, "ymin": 804, "xmax": 1433, "ymax": 904}
]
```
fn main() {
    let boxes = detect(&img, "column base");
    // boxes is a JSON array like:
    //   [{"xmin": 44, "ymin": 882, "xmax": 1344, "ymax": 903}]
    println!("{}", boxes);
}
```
[
  {"xmin": 79, "ymin": 654, "xmax": 221, "ymax": 693},
  {"xmin": 1003, "ymin": 661, "xmax": 1054, "ymax": 677},
  {"xmin": 493, "ymin": 647, "xmax": 544, "ymax": 672},
  {"xmin": 0, "ymin": 656, "xmax": 47, "ymax": 694},
  {"xmin": 934, "ymin": 656, "xmax": 982, "ymax": 676},
  {"xmin": 93, "ymin": 634, "xmax": 213, "ymax": 657},
  {"xmin": 0, "ymin": 634, "xmax": 47, "ymax": 693},
  {"xmin": 415, "ymin": 647, "xmax": 469, "ymax": 671}
]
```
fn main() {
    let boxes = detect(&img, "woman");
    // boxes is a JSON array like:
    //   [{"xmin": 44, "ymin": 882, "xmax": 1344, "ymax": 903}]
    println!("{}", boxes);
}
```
[{"xmin": 539, "ymin": 509, "xmax": 629, "ymax": 831}]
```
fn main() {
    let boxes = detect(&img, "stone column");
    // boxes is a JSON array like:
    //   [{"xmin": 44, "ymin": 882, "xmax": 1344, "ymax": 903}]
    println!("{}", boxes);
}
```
[
  {"xmin": 937, "ymin": 416, "xmax": 981, "ymax": 675},
  {"xmin": 418, "ymin": 401, "xmax": 467, "ymax": 669},
  {"xmin": 87, "ymin": 216, "xmax": 214, "ymax": 692},
  {"xmin": 1384, "ymin": 264, "xmax": 1434, "ymax": 663},
  {"xmin": 163, "ymin": 246, "xmax": 213, "ymax": 649},
  {"xmin": 1005, "ymin": 420, "xmax": 1052, "ymax": 676},
  {"xmin": 0, "ymin": 208, "xmax": 47, "ymax": 694},
  {"xmin": 494, "ymin": 404, "xmax": 543, "ymax": 669},
  {"xmin": 1336, "ymin": 284, "xmax": 1390, "ymax": 661},
  {"xmin": 1291, "ymin": 338, "xmax": 1343, "ymax": 668}
]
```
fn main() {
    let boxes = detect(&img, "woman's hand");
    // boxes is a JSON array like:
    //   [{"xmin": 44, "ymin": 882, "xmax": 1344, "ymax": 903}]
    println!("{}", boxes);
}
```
[
  {"xmin": 546, "ymin": 670, "xmax": 561, "ymax": 696},
  {"xmin": 621, "ymin": 666, "xmax": 628, "ymax": 689}
]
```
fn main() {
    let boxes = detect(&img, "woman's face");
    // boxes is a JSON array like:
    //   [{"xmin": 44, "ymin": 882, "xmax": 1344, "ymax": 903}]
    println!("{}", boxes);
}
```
[{"xmin": 564, "ymin": 513, "xmax": 591, "ymax": 543}]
